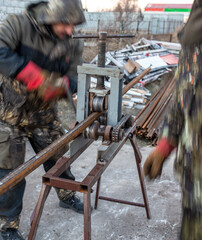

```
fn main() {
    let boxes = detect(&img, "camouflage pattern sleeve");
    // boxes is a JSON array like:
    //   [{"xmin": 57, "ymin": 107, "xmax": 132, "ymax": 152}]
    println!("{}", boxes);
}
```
[{"xmin": 161, "ymin": 69, "xmax": 185, "ymax": 147}]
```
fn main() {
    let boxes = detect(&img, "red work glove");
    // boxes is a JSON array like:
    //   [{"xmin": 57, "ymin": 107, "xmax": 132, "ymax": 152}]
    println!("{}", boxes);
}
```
[
  {"xmin": 143, "ymin": 138, "xmax": 175, "ymax": 179},
  {"xmin": 39, "ymin": 74, "xmax": 69, "ymax": 102},
  {"xmin": 16, "ymin": 61, "xmax": 69, "ymax": 101},
  {"xmin": 16, "ymin": 61, "xmax": 44, "ymax": 90}
]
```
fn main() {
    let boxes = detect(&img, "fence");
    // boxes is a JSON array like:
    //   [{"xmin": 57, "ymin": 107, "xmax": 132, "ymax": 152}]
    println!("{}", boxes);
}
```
[
  {"xmin": 0, "ymin": 2, "xmax": 185, "ymax": 35},
  {"xmin": 77, "ymin": 18, "xmax": 183, "ymax": 35},
  {"xmin": 77, "ymin": 12, "xmax": 184, "ymax": 34}
]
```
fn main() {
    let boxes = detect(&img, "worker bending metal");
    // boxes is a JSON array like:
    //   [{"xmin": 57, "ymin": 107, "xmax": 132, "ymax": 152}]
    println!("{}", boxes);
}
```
[{"xmin": 0, "ymin": 0, "xmax": 86, "ymax": 239}]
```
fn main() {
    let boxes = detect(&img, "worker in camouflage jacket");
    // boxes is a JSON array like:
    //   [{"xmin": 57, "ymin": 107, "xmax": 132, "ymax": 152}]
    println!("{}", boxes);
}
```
[
  {"xmin": 143, "ymin": 0, "xmax": 202, "ymax": 239},
  {"xmin": 0, "ymin": 0, "xmax": 86, "ymax": 239}
]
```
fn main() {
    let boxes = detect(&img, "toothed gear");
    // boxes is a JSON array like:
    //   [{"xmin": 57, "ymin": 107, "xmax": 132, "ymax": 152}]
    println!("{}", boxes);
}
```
[{"xmin": 111, "ymin": 114, "xmax": 130, "ymax": 142}]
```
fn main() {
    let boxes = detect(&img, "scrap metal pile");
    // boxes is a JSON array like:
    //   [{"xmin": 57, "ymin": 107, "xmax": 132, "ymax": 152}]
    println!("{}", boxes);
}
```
[
  {"xmin": 89, "ymin": 38, "xmax": 181, "ymax": 143},
  {"xmin": 135, "ymin": 76, "xmax": 176, "ymax": 144}
]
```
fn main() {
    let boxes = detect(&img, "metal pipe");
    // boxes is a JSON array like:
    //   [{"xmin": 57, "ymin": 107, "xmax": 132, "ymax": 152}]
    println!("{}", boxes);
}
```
[
  {"xmin": 0, "ymin": 68, "xmax": 151, "ymax": 195},
  {"xmin": 122, "ymin": 67, "xmax": 151, "ymax": 96},
  {"xmin": 139, "ymin": 80, "xmax": 171, "ymax": 129},
  {"xmin": 72, "ymin": 34, "xmax": 135, "ymax": 39},
  {"xmin": 146, "ymin": 80, "xmax": 175, "ymax": 131},
  {"xmin": 0, "ymin": 111, "xmax": 104, "ymax": 196},
  {"xmin": 143, "ymin": 78, "xmax": 175, "ymax": 130},
  {"xmin": 134, "ymin": 82, "xmax": 165, "ymax": 123}
]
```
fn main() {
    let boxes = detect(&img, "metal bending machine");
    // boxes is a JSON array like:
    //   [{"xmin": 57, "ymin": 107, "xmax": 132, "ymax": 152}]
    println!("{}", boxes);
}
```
[{"xmin": 29, "ymin": 32, "xmax": 151, "ymax": 240}]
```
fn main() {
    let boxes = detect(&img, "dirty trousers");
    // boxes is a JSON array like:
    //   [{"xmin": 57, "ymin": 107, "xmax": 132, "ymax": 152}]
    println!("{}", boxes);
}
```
[{"xmin": 0, "ymin": 121, "xmax": 74, "ymax": 231}]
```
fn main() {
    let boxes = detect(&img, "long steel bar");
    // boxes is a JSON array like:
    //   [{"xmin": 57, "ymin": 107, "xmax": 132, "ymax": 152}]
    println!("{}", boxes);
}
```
[
  {"xmin": 122, "ymin": 67, "xmax": 151, "ymax": 96},
  {"xmin": 146, "ymin": 82, "xmax": 175, "ymax": 139},
  {"xmin": 134, "ymin": 81, "xmax": 165, "ymax": 123},
  {"xmin": 0, "ymin": 66, "xmax": 150, "ymax": 196},
  {"xmin": 139, "ymin": 79, "xmax": 171, "ymax": 129},
  {"xmin": 135, "ymin": 81, "xmax": 167, "ymax": 127},
  {"xmin": 73, "ymin": 34, "xmax": 135, "ymax": 39},
  {"xmin": 147, "ymin": 86, "xmax": 175, "ymax": 136},
  {"xmin": 143, "ymin": 90, "xmax": 170, "ymax": 130},
  {"xmin": 143, "ymin": 78, "xmax": 175, "ymax": 130},
  {"xmin": 136, "ymin": 77, "xmax": 175, "ymax": 140},
  {"xmin": 146, "ymin": 94, "xmax": 172, "ymax": 138},
  {"xmin": 146, "ymin": 79, "xmax": 175, "ymax": 131},
  {"xmin": 0, "ymin": 112, "xmax": 104, "ymax": 196}
]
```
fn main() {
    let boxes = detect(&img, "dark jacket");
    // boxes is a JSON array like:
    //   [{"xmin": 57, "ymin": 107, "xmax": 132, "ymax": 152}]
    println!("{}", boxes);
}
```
[
  {"xmin": 0, "ymin": 1, "xmax": 84, "ymax": 126},
  {"xmin": 178, "ymin": 0, "xmax": 202, "ymax": 46}
]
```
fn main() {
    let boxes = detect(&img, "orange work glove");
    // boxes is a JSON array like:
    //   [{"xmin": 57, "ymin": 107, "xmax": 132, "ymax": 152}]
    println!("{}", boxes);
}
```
[
  {"xmin": 16, "ymin": 61, "xmax": 69, "ymax": 101},
  {"xmin": 143, "ymin": 138, "xmax": 175, "ymax": 179}
]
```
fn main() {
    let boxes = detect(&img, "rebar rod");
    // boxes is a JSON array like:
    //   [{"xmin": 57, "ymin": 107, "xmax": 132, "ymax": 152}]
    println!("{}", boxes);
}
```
[
  {"xmin": 138, "ymin": 80, "xmax": 170, "ymax": 129},
  {"xmin": 146, "ymin": 79, "xmax": 175, "ymax": 131},
  {"xmin": 122, "ymin": 67, "xmax": 151, "ymax": 96},
  {"xmin": 135, "ymin": 81, "xmax": 166, "ymax": 125},
  {"xmin": 73, "ymin": 34, "xmax": 135, "ymax": 39},
  {"xmin": 141, "ymin": 79, "xmax": 173, "ymax": 129},
  {"xmin": 0, "ymin": 68, "xmax": 151, "ymax": 195},
  {"xmin": 0, "ymin": 111, "xmax": 104, "ymax": 196}
]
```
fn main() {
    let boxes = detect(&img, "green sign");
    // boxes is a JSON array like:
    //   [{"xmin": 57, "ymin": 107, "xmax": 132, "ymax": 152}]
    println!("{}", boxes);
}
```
[{"xmin": 165, "ymin": 8, "xmax": 191, "ymax": 12}]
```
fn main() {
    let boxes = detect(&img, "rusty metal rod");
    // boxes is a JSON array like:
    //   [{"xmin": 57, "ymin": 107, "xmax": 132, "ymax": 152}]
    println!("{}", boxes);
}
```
[
  {"xmin": 152, "ymin": 137, "xmax": 158, "ymax": 146},
  {"xmin": 0, "ymin": 69, "xmax": 151, "ymax": 196},
  {"xmin": 146, "ymin": 88, "xmax": 174, "ymax": 139},
  {"xmin": 73, "ymin": 34, "xmax": 136, "ymax": 39},
  {"xmin": 136, "ymin": 77, "xmax": 175, "ymax": 140},
  {"xmin": 140, "ymin": 79, "xmax": 171, "ymax": 129},
  {"xmin": 134, "ymin": 81, "xmax": 165, "ymax": 123},
  {"xmin": 143, "ymin": 78, "xmax": 175, "ymax": 130},
  {"xmin": 122, "ymin": 67, "xmax": 151, "ymax": 96},
  {"xmin": 146, "ymin": 93, "xmax": 173, "ymax": 137},
  {"xmin": 146, "ymin": 80, "xmax": 175, "ymax": 131},
  {"xmin": 147, "ymin": 91, "xmax": 174, "ymax": 138},
  {"xmin": 98, "ymin": 196, "xmax": 145, "ymax": 207},
  {"xmin": 0, "ymin": 111, "xmax": 104, "ymax": 196},
  {"xmin": 136, "ymin": 80, "xmax": 167, "ymax": 128}
]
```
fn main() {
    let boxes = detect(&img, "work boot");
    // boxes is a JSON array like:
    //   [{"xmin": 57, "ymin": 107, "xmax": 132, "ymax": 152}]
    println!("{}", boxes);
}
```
[
  {"xmin": 0, "ymin": 229, "xmax": 24, "ymax": 240},
  {"xmin": 64, "ymin": 166, "xmax": 75, "ymax": 181},
  {"xmin": 59, "ymin": 195, "xmax": 84, "ymax": 214}
]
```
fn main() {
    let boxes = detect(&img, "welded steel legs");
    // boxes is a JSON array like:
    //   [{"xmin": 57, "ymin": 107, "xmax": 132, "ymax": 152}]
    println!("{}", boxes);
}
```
[{"xmin": 94, "ymin": 133, "xmax": 151, "ymax": 220}]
